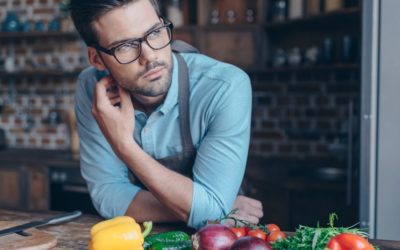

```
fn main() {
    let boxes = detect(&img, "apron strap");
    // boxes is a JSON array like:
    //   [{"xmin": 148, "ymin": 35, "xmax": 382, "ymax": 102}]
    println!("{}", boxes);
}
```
[
  {"xmin": 175, "ymin": 52, "xmax": 196, "ymax": 154},
  {"xmin": 171, "ymin": 40, "xmax": 199, "ymax": 54}
]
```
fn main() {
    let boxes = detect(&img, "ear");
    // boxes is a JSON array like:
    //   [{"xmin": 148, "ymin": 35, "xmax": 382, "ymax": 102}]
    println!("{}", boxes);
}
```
[{"xmin": 88, "ymin": 47, "xmax": 106, "ymax": 71}]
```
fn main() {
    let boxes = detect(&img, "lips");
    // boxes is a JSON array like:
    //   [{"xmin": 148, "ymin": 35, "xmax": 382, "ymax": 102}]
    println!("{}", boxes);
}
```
[{"xmin": 142, "ymin": 66, "xmax": 164, "ymax": 81}]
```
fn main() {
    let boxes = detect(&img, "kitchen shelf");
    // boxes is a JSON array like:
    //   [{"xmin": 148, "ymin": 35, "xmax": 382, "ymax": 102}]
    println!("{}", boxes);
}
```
[
  {"xmin": 0, "ymin": 69, "xmax": 83, "ymax": 78},
  {"xmin": 249, "ymin": 64, "xmax": 359, "ymax": 74},
  {"xmin": 202, "ymin": 24, "xmax": 262, "ymax": 31},
  {"xmin": 264, "ymin": 7, "xmax": 361, "ymax": 31},
  {"xmin": 0, "ymin": 31, "xmax": 79, "ymax": 40}
]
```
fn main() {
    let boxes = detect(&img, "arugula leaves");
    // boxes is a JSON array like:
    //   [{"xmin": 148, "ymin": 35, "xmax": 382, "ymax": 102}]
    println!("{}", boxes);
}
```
[{"xmin": 271, "ymin": 213, "xmax": 373, "ymax": 250}]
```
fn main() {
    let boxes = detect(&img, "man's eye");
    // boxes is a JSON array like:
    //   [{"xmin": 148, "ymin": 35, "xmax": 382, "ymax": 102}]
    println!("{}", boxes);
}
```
[
  {"xmin": 116, "ymin": 42, "xmax": 139, "ymax": 53},
  {"xmin": 148, "ymin": 28, "xmax": 162, "ymax": 39}
]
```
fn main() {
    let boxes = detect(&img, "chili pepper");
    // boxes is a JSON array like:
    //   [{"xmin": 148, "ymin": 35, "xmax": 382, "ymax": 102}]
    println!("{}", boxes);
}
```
[{"xmin": 89, "ymin": 216, "xmax": 152, "ymax": 250}]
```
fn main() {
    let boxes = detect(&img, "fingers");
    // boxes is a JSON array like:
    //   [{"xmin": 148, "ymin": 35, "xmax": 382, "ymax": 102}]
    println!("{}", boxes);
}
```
[
  {"xmin": 229, "ymin": 212, "xmax": 260, "ymax": 226},
  {"xmin": 118, "ymin": 85, "xmax": 133, "ymax": 114},
  {"xmin": 93, "ymin": 76, "xmax": 132, "ymax": 111},
  {"xmin": 237, "ymin": 204, "xmax": 263, "ymax": 220},
  {"xmin": 252, "ymin": 207, "xmax": 264, "ymax": 218},
  {"xmin": 232, "ymin": 195, "xmax": 264, "ymax": 224},
  {"xmin": 93, "ymin": 75, "xmax": 115, "ymax": 110}
]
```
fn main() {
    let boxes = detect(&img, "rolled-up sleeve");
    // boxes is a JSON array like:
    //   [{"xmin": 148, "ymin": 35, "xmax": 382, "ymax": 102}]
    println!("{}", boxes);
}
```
[
  {"xmin": 75, "ymin": 68, "xmax": 141, "ymax": 218},
  {"xmin": 188, "ymin": 70, "xmax": 252, "ymax": 228}
]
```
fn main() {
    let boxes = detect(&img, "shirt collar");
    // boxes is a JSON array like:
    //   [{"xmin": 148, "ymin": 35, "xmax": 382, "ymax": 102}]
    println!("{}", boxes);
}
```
[{"xmin": 158, "ymin": 53, "xmax": 179, "ymax": 115}]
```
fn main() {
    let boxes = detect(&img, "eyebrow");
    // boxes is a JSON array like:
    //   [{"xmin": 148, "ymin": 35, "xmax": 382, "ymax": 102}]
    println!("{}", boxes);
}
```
[{"xmin": 106, "ymin": 22, "xmax": 163, "ymax": 48}]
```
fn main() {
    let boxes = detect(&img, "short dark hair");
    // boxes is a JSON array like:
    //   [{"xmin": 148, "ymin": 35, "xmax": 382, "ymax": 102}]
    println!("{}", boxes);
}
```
[{"xmin": 69, "ymin": 0, "xmax": 161, "ymax": 46}]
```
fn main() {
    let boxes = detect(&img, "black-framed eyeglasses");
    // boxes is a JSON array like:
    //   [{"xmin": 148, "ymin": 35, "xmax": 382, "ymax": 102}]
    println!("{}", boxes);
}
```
[{"xmin": 92, "ymin": 19, "xmax": 174, "ymax": 64}]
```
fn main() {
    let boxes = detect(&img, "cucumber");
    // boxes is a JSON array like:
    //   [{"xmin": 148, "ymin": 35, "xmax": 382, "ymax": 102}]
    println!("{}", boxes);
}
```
[
  {"xmin": 149, "ymin": 240, "xmax": 192, "ymax": 250},
  {"xmin": 144, "ymin": 231, "xmax": 191, "ymax": 249}
]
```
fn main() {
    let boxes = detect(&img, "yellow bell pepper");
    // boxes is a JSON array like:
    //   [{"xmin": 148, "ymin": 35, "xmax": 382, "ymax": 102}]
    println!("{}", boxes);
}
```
[{"xmin": 88, "ymin": 216, "xmax": 152, "ymax": 250}]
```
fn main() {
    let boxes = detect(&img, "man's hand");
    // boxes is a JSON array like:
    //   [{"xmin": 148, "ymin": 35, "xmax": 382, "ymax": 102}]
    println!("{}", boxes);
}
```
[
  {"xmin": 226, "ymin": 195, "xmax": 263, "ymax": 226},
  {"xmin": 92, "ymin": 76, "xmax": 135, "ymax": 153}
]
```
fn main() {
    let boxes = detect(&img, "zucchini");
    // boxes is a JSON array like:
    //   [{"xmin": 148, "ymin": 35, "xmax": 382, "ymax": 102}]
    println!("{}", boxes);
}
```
[
  {"xmin": 149, "ymin": 240, "xmax": 192, "ymax": 250},
  {"xmin": 144, "ymin": 231, "xmax": 190, "ymax": 249}
]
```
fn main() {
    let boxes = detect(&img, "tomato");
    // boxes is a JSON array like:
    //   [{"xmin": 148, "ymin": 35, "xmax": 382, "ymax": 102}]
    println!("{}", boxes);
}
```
[
  {"xmin": 326, "ymin": 233, "xmax": 374, "ymax": 250},
  {"xmin": 243, "ymin": 226, "xmax": 251, "ymax": 235},
  {"xmin": 230, "ymin": 227, "xmax": 246, "ymax": 238},
  {"xmin": 266, "ymin": 224, "xmax": 280, "ymax": 234},
  {"xmin": 266, "ymin": 231, "xmax": 286, "ymax": 243},
  {"xmin": 248, "ymin": 229, "xmax": 267, "ymax": 241}
]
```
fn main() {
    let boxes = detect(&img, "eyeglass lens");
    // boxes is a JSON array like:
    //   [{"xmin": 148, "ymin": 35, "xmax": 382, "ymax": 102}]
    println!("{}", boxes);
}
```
[{"xmin": 114, "ymin": 25, "xmax": 171, "ymax": 64}]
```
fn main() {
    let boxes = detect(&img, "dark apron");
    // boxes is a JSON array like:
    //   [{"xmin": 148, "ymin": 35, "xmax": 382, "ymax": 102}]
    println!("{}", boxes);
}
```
[{"xmin": 129, "ymin": 41, "xmax": 199, "ymax": 189}]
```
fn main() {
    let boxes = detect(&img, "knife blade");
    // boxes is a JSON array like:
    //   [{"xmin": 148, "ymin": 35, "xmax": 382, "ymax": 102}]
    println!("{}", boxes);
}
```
[{"xmin": 0, "ymin": 210, "xmax": 82, "ymax": 237}]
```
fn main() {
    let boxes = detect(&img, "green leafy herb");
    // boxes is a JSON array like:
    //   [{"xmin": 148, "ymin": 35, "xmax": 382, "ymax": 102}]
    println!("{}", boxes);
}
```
[{"xmin": 271, "ymin": 213, "xmax": 375, "ymax": 250}]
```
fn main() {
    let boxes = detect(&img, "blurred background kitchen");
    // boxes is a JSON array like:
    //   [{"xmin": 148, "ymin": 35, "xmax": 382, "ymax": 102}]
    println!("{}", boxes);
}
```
[{"xmin": 0, "ymin": 0, "xmax": 399, "ymax": 241}]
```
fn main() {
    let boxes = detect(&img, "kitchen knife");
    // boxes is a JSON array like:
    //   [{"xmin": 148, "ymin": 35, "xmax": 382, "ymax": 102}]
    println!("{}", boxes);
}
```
[{"xmin": 0, "ymin": 210, "xmax": 82, "ymax": 237}]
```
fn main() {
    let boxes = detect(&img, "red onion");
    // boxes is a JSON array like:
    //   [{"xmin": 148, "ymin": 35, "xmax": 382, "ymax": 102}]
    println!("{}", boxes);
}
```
[
  {"xmin": 192, "ymin": 224, "xmax": 237, "ymax": 250},
  {"xmin": 230, "ymin": 236, "xmax": 273, "ymax": 250}
]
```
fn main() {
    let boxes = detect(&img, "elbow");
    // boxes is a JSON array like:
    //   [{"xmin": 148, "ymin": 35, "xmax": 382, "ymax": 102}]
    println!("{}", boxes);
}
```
[{"xmin": 188, "ymin": 194, "xmax": 231, "ymax": 229}]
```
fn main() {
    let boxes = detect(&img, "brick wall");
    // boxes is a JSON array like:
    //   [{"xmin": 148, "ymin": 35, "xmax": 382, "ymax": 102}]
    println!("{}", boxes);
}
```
[
  {"xmin": 249, "ymin": 69, "xmax": 360, "ymax": 158},
  {"xmin": 0, "ymin": 0, "xmax": 86, "ymax": 149}
]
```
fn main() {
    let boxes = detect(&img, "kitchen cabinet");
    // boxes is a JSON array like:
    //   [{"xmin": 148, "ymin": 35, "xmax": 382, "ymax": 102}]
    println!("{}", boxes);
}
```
[
  {"xmin": 158, "ymin": 0, "xmax": 360, "ymax": 72},
  {"xmin": 157, "ymin": 0, "xmax": 267, "ymax": 69},
  {"xmin": 0, "ymin": 149, "xmax": 80, "ymax": 212},
  {"xmin": 0, "ymin": 162, "xmax": 49, "ymax": 211},
  {"xmin": 0, "ymin": 163, "xmax": 24, "ymax": 209},
  {"xmin": 27, "ymin": 165, "xmax": 49, "ymax": 211}
]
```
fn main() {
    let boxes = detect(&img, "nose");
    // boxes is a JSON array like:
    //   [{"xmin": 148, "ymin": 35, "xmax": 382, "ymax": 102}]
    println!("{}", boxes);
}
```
[{"xmin": 138, "ymin": 41, "xmax": 157, "ymax": 65}]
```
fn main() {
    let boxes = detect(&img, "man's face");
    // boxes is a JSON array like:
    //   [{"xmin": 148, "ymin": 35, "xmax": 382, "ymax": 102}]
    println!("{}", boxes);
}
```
[{"xmin": 91, "ymin": 0, "xmax": 173, "ymax": 97}]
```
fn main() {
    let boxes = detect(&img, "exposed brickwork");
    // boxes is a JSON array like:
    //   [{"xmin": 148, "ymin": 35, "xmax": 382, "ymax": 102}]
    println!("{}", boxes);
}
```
[
  {"xmin": 0, "ymin": 1, "xmax": 85, "ymax": 149},
  {"xmin": 250, "ymin": 70, "xmax": 360, "ymax": 158}
]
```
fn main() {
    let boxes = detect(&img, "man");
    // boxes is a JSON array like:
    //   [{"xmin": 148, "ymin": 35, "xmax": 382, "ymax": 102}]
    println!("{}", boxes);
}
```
[{"xmin": 70, "ymin": 0, "xmax": 263, "ymax": 229}]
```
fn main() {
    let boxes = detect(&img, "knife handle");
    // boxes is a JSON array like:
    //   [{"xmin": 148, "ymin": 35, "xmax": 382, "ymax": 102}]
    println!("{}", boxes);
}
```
[{"xmin": 45, "ymin": 210, "xmax": 82, "ymax": 225}]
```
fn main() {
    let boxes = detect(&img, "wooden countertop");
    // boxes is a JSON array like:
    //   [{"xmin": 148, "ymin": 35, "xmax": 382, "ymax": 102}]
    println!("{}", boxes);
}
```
[
  {"xmin": 1, "ymin": 210, "xmax": 400, "ymax": 250},
  {"xmin": 0, "ymin": 209, "xmax": 194, "ymax": 249}
]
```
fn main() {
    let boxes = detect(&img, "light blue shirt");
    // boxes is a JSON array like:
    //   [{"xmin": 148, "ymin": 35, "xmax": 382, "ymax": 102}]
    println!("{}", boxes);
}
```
[{"xmin": 75, "ymin": 52, "xmax": 252, "ymax": 228}]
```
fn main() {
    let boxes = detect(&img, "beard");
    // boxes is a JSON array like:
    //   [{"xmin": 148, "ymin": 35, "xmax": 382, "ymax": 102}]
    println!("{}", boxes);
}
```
[{"xmin": 111, "ymin": 59, "xmax": 172, "ymax": 97}]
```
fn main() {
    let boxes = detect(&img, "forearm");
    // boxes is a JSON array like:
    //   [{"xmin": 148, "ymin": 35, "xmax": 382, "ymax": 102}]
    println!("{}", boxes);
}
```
[
  {"xmin": 119, "ymin": 141, "xmax": 193, "ymax": 222},
  {"xmin": 125, "ymin": 190, "xmax": 180, "ymax": 222}
]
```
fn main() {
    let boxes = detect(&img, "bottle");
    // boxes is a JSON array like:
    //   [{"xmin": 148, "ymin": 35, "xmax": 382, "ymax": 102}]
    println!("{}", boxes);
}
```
[
  {"xmin": 2, "ymin": 11, "xmax": 21, "ymax": 32},
  {"xmin": 289, "ymin": 0, "xmax": 304, "ymax": 19},
  {"xmin": 321, "ymin": 37, "xmax": 335, "ymax": 64},
  {"xmin": 210, "ymin": 9, "xmax": 220, "ymax": 24},
  {"xmin": 166, "ymin": 0, "xmax": 184, "ymax": 27}
]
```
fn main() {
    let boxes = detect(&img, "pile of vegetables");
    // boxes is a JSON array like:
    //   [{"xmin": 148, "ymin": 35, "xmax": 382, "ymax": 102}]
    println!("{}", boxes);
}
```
[
  {"xmin": 89, "ymin": 212, "xmax": 377, "ymax": 250},
  {"xmin": 272, "ymin": 213, "xmax": 377, "ymax": 250},
  {"xmin": 191, "ymin": 209, "xmax": 286, "ymax": 250}
]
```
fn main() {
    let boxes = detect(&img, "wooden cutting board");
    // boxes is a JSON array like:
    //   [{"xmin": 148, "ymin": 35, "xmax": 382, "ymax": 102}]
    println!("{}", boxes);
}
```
[{"xmin": 0, "ymin": 221, "xmax": 57, "ymax": 250}]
